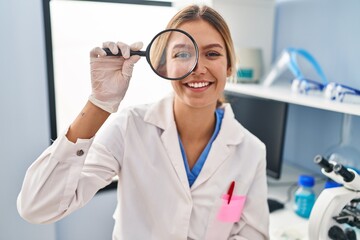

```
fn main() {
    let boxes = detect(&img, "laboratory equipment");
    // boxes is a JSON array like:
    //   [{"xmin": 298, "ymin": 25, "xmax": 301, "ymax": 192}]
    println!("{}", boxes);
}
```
[
  {"xmin": 293, "ymin": 175, "xmax": 316, "ymax": 218},
  {"xmin": 314, "ymin": 155, "xmax": 346, "ymax": 185},
  {"xmin": 291, "ymin": 78, "xmax": 325, "ymax": 95},
  {"xmin": 345, "ymin": 227, "xmax": 357, "ymax": 240},
  {"xmin": 235, "ymin": 48, "xmax": 263, "ymax": 83},
  {"xmin": 334, "ymin": 163, "xmax": 360, "ymax": 191},
  {"xmin": 309, "ymin": 155, "xmax": 360, "ymax": 240},
  {"xmin": 327, "ymin": 225, "xmax": 357, "ymax": 240},
  {"xmin": 328, "ymin": 225, "xmax": 349, "ymax": 240},
  {"xmin": 262, "ymin": 48, "xmax": 328, "ymax": 88},
  {"xmin": 324, "ymin": 82, "xmax": 360, "ymax": 102},
  {"xmin": 103, "ymin": 29, "xmax": 199, "ymax": 80}
]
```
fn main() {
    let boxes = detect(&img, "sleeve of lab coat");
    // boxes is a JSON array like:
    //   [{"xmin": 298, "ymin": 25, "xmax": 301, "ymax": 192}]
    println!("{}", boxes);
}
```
[
  {"xmin": 228, "ymin": 149, "xmax": 270, "ymax": 240},
  {"xmin": 17, "ymin": 132, "xmax": 120, "ymax": 224}
]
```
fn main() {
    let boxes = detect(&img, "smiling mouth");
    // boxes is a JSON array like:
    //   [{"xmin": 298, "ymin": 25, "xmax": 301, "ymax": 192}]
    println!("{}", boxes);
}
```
[{"xmin": 186, "ymin": 82, "xmax": 211, "ymax": 89}]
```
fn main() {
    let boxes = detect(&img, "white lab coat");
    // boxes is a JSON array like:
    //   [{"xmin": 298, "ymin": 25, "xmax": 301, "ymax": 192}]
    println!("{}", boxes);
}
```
[{"xmin": 17, "ymin": 94, "xmax": 269, "ymax": 240}]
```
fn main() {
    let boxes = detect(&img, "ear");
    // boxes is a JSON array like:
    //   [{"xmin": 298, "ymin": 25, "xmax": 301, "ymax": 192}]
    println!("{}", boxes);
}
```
[{"xmin": 226, "ymin": 66, "xmax": 232, "ymax": 77}]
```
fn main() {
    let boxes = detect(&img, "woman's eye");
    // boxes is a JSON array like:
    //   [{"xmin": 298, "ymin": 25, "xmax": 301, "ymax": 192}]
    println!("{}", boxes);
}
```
[
  {"xmin": 206, "ymin": 51, "xmax": 221, "ymax": 57},
  {"xmin": 174, "ymin": 51, "xmax": 191, "ymax": 59}
]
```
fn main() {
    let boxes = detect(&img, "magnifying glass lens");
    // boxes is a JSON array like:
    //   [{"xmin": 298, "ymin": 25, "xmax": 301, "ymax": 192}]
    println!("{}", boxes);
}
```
[
  {"xmin": 103, "ymin": 29, "xmax": 198, "ymax": 80},
  {"xmin": 148, "ymin": 30, "xmax": 198, "ymax": 80}
]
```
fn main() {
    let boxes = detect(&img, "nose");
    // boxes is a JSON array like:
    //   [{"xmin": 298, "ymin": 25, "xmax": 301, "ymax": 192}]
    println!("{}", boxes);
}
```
[{"xmin": 192, "ymin": 55, "xmax": 207, "ymax": 75}]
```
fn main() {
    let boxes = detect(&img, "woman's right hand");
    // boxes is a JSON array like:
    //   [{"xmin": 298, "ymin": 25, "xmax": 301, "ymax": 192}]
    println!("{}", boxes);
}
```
[{"xmin": 88, "ymin": 41, "xmax": 143, "ymax": 113}]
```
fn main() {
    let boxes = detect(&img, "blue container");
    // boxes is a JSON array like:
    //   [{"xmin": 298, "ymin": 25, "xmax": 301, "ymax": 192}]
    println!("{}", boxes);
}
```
[{"xmin": 293, "ymin": 175, "xmax": 316, "ymax": 218}]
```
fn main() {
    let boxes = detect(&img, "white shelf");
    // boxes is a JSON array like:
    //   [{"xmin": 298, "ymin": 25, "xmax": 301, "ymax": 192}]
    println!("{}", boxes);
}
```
[{"xmin": 225, "ymin": 82, "xmax": 360, "ymax": 117}]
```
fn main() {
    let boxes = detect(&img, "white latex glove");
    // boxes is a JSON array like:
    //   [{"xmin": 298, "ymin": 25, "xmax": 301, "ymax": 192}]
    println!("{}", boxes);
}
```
[{"xmin": 88, "ymin": 41, "xmax": 143, "ymax": 113}]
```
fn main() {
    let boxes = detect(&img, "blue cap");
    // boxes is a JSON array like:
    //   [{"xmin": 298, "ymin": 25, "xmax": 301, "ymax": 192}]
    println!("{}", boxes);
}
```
[{"xmin": 298, "ymin": 175, "xmax": 315, "ymax": 187}]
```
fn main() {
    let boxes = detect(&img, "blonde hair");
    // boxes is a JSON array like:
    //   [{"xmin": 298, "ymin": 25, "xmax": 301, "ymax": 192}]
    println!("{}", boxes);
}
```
[
  {"xmin": 166, "ymin": 5, "xmax": 236, "ymax": 77},
  {"xmin": 166, "ymin": 5, "xmax": 235, "ymax": 107}
]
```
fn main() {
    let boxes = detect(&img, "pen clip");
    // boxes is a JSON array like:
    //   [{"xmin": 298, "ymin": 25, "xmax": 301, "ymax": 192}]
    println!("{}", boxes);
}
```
[{"xmin": 227, "ymin": 181, "xmax": 235, "ymax": 204}]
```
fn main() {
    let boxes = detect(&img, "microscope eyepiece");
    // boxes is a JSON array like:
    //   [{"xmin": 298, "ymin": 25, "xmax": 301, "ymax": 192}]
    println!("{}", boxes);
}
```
[
  {"xmin": 314, "ymin": 155, "xmax": 333, "ymax": 173},
  {"xmin": 333, "ymin": 164, "xmax": 355, "ymax": 183}
]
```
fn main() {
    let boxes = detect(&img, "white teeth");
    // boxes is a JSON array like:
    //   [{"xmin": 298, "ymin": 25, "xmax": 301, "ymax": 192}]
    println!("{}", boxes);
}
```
[{"xmin": 187, "ymin": 82, "xmax": 210, "ymax": 88}]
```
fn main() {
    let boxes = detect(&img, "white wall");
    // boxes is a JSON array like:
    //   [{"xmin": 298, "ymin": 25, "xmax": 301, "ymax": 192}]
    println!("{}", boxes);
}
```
[
  {"xmin": 0, "ymin": 0, "xmax": 55, "ymax": 239},
  {"xmin": 213, "ymin": 0, "xmax": 275, "ymax": 75}
]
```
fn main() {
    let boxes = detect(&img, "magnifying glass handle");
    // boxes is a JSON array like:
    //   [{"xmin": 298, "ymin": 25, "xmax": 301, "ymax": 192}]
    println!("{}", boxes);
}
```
[{"xmin": 103, "ymin": 48, "xmax": 146, "ymax": 57}]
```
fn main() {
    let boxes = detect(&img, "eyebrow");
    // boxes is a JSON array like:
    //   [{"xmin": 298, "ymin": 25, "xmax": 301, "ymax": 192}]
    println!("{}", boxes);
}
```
[
  {"xmin": 171, "ymin": 43, "xmax": 193, "ymax": 50},
  {"xmin": 202, "ymin": 43, "xmax": 224, "ymax": 50}
]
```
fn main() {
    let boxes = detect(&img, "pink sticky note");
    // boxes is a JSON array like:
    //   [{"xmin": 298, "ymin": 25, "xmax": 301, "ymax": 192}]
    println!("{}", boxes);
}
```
[{"xmin": 216, "ymin": 194, "xmax": 246, "ymax": 222}]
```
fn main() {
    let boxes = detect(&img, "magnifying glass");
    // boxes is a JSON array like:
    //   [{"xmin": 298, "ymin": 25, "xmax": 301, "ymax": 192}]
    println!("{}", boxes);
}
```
[{"xmin": 103, "ymin": 29, "xmax": 199, "ymax": 80}]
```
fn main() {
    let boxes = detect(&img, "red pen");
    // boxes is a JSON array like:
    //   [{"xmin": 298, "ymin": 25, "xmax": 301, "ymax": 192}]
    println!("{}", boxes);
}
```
[{"xmin": 227, "ymin": 181, "xmax": 235, "ymax": 204}]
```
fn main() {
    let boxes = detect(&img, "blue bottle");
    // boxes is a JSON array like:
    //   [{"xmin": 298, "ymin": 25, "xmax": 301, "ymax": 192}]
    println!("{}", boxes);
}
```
[{"xmin": 294, "ymin": 175, "xmax": 316, "ymax": 218}]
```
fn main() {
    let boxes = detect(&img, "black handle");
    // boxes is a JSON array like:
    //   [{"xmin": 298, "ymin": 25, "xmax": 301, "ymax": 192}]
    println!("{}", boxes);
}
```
[{"xmin": 103, "ymin": 48, "xmax": 146, "ymax": 57}]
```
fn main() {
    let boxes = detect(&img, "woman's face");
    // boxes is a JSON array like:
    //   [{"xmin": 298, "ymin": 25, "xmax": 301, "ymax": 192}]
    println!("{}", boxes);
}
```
[{"xmin": 170, "ymin": 19, "xmax": 230, "ymax": 110}]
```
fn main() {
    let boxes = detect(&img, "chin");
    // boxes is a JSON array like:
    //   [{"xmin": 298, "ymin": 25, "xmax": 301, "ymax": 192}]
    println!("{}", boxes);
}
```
[{"xmin": 187, "ymin": 99, "xmax": 217, "ymax": 109}]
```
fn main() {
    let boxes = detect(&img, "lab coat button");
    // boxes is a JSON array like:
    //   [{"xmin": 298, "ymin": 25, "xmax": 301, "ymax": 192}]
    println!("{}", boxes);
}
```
[{"xmin": 76, "ymin": 149, "xmax": 84, "ymax": 156}]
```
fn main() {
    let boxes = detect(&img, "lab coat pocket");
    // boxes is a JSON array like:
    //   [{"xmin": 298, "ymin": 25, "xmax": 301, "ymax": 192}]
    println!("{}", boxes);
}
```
[
  {"xmin": 217, "ymin": 194, "xmax": 246, "ymax": 222},
  {"xmin": 204, "ymin": 194, "xmax": 247, "ymax": 240}
]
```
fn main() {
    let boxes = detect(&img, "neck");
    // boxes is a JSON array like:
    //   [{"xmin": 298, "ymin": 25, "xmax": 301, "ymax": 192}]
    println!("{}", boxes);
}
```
[{"xmin": 173, "ymin": 99, "xmax": 217, "ymax": 142}]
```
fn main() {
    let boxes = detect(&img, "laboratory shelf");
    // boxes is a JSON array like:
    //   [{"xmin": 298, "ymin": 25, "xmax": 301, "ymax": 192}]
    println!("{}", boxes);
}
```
[{"xmin": 225, "ymin": 82, "xmax": 360, "ymax": 117}]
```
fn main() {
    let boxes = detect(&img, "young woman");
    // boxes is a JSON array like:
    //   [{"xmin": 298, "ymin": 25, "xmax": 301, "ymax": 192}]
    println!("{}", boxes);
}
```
[{"xmin": 18, "ymin": 5, "xmax": 269, "ymax": 239}]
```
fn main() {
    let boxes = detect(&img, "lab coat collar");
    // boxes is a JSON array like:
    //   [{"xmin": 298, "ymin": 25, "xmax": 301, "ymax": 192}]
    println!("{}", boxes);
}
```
[
  {"xmin": 143, "ymin": 93, "xmax": 244, "ymax": 139},
  {"xmin": 144, "ymin": 93, "xmax": 175, "ymax": 130},
  {"xmin": 144, "ymin": 93, "xmax": 245, "ymax": 192},
  {"xmin": 191, "ymin": 103, "xmax": 245, "ymax": 190},
  {"xmin": 144, "ymin": 93, "xmax": 191, "ymax": 196}
]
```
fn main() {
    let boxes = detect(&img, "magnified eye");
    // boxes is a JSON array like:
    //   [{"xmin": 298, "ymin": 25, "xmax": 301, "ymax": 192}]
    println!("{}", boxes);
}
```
[{"xmin": 174, "ymin": 51, "xmax": 192, "ymax": 59}]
